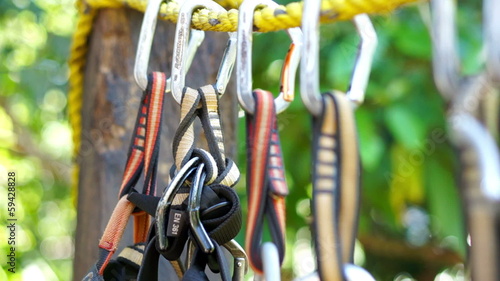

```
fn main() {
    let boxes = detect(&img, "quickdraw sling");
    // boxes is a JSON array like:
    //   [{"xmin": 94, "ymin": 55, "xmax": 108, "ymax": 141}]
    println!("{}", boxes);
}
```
[
  {"xmin": 126, "ymin": 84, "xmax": 243, "ymax": 281},
  {"xmin": 311, "ymin": 92, "xmax": 360, "ymax": 281},
  {"xmin": 83, "ymin": 72, "xmax": 167, "ymax": 280},
  {"xmin": 245, "ymin": 89, "xmax": 288, "ymax": 275}
]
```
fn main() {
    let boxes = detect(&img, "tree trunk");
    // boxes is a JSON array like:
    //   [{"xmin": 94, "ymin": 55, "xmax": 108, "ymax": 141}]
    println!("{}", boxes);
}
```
[{"xmin": 73, "ymin": 7, "xmax": 238, "ymax": 280}]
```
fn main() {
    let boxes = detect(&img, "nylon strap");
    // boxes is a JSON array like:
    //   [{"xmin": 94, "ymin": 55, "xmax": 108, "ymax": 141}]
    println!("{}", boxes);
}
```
[
  {"xmin": 245, "ymin": 89, "xmax": 288, "ymax": 274},
  {"xmin": 173, "ymin": 85, "xmax": 229, "ymax": 181},
  {"xmin": 83, "ymin": 72, "xmax": 167, "ymax": 279},
  {"xmin": 311, "ymin": 92, "xmax": 360, "ymax": 281}
]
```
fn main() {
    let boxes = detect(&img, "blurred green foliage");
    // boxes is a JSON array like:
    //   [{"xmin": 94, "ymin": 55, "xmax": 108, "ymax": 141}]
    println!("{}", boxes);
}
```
[
  {"xmin": 0, "ymin": 0, "xmax": 484, "ymax": 280},
  {"xmin": 0, "ymin": 0, "xmax": 76, "ymax": 280}
]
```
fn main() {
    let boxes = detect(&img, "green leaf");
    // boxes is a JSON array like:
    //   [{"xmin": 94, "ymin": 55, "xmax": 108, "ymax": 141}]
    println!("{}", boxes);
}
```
[
  {"xmin": 356, "ymin": 108, "xmax": 385, "ymax": 171},
  {"xmin": 384, "ymin": 104, "xmax": 426, "ymax": 150},
  {"xmin": 425, "ymin": 156, "xmax": 466, "ymax": 257}
]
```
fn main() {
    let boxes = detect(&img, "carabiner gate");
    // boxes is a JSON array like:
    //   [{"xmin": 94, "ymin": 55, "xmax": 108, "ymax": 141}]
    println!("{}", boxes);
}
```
[
  {"xmin": 171, "ymin": 0, "xmax": 236, "ymax": 103},
  {"xmin": 236, "ymin": 0, "xmax": 302, "ymax": 114},
  {"xmin": 156, "ymin": 156, "xmax": 200, "ymax": 251},
  {"xmin": 134, "ymin": 0, "xmax": 205, "ymax": 91}
]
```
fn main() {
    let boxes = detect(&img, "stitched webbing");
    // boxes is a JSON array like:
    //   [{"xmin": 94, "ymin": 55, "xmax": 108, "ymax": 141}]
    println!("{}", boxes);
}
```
[
  {"xmin": 311, "ymin": 92, "xmax": 360, "ymax": 281},
  {"xmin": 173, "ymin": 85, "xmax": 237, "ymax": 185},
  {"xmin": 245, "ymin": 89, "xmax": 288, "ymax": 274},
  {"xmin": 86, "ymin": 72, "xmax": 167, "ymax": 278}
]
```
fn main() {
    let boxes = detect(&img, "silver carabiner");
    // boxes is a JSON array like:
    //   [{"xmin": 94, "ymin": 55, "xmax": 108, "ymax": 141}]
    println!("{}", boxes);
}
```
[
  {"xmin": 451, "ymin": 113, "xmax": 500, "ymax": 201},
  {"xmin": 484, "ymin": 0, "xmax": 500, "ymax": 84},
  {"xmin": 347, "ymin": 14, "xmax": 378, "ymax": 106},
  {"xmin": 186, "ymin": 238, "xmax": 248, "ymax": 280},
  {"xmin": 223, "ymin": 239, "xmax": 249, "ymax": 281},
  {"xmin": 300, "ymin": 0, "xmax": 377, "ymax": 116},
  {"xmin": 236, "ymin": 0, "xmax": 302, "ymax": 114},
  {"xmin": 293, "ymin": 264, "xmax": 375, "ymax": 281},
  {"xmin": 253, "ymin": 242, "xmax": 281, "ymax": 281},
  {"xmin": 156, "ymin": 156, "xmax": 200, "ymax": 251},
  {"xmin": 187, "ymin": 162, "xmax": 215, "ymax": 253},
  {"xmin": 171, "ymin": 0, "xmax": 236, "ymax": 103},
  {"xmin": 430, "ymin": 0, "xmax": 461, "ymax": 100},
  {"xmin": 134, "ymin": 0, "xmax": 205, "ymax": 91}
]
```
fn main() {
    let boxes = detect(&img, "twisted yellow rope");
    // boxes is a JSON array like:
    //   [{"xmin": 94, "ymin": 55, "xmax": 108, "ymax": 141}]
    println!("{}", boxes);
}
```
[{"xmin": 68, "ymin": 0, "xmax": 421, "ymax": 191}]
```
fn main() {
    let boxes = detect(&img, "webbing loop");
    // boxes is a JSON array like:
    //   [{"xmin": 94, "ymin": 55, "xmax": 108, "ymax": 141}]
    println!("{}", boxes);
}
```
[
  {"xmin": 82, "ymin": 72, "xmax": 168, "ymax": 279},
  {"xmin": 245, "ymin": 89, "xmax": 288, "ymax": 274},
  {"xmin": 311, "ymin": 91, "xmax": 360, "ymax": 280}
]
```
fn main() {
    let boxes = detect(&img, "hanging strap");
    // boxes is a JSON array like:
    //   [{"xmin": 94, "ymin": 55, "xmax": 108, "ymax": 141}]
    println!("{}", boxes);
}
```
[
  {"xmin": 245, "ymin": 89, "xmax": 288, "ymax": 275},
  {"xmin": 173, "ymin": 85, "xmax": 230, "ymax": 181},
  {"xmin": 118, "ymin": 71, "xmax": 166, "ymax": 198},
  {"xmin": 311, "ymin": 92, "xmax": 360, "ymax": 281},
  {"xmin": 82, "ymin": 72, "xmax": 167, "ymax": 280}
]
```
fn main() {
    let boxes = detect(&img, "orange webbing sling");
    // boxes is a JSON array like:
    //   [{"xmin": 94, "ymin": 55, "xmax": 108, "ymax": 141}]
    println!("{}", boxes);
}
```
[
  {"xmin": 245, "ymin": 89, "xmax": 288, "ymax": 275},
  {"xmin": 82, "ymin": 72, "xmax": 167, "ymax": 280}
]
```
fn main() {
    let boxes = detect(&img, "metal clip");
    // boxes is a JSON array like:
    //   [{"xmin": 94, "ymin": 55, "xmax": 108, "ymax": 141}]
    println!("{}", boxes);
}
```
[
  {"xmin": 293, "ymin": 264, "xmax": 375, "ymax": 281},
  {"xmin": 186, "ymin": 238, "xmax": 248, "ymax": 280},
  {"xmin": 171, "ymin": 0, "xmax": 236, "ymax": 103},
  {"xmin": 484, "ymin": 0, "xmax": 500, "ymax": 84},
  {"xmin": 187, "ymin": 162, "xmax": 215, "ymax": 253},
  {"xmin": 253, "ymin": 242, "xmax": 280, "ymax": 281},
  {"xmin": 300, "ymin": 0, "xmax": 377, "ymax": 116},
  {"xmin": 223, "ymin": 240, "xmax": 249, "ymax": 281},
  {"xmin": 430, "ymin": 0, "xmax": 461, "ymax": 100},
  {"xmin": 236, "ymin": 0, "xmax": 303, "ymax": 114},
  {"xmin": 134, "ymin": 0, "xmax": 205, "ymax": 91},
  {"xmin": 156, "ymin": 157, "xmax": 200, "ymax": 251}
]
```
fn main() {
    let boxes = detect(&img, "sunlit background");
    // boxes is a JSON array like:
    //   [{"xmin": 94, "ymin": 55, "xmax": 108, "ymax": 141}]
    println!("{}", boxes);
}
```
[{"xmin": 0, "ymin": 0, "xmax": 486, "ymax": 280}]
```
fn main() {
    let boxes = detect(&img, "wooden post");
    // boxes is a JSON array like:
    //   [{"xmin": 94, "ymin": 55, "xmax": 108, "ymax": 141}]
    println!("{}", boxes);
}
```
[{"xmin": 72, "ymin": 7, "xmax": 238, "ymax": 280}]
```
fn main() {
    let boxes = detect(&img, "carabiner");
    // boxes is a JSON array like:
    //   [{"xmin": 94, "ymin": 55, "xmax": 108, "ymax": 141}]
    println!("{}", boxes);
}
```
[
  {"xmin": 430, "ymin": 0, "xmax": 461, "ymax": 100},
  {"xmin": 223, "ymin": 239, "xmax": 249, "ymax": 281},
  {"xmin": 293, "ymin": 264, "xmax": 375, "ymax": 281},
  {"xmin": 134, "ymin": 0, "xmax": 205, "ymax": 91},
  {"xmin": 451, "ymin": 114, "xmax": 500, "ymax": 200},
  {"xmin": 187, "ymin": 162, "xmax": 215, "ymax": 253},
  {"xmin": 484, "ymin": 0, "xmax": 500, "ymax": 84},
  {"xmin": 156, "ymin": 156, "xmax": 200, "ymax": 251},
  {"xmin": 236, "ymin": 0, "xmax": 302, "ymax": 114},
  {"xmin": 256, "ymin": 242, "xmax": 281, "ymax": 281},
  {"xmin": 186, "ymin": 238, "xmax": 248, "ymax": 280},
  {"xmin": 300, "ymin": 0, "xmax": 377, "ymax": 116},
  {"xmin": 171, "ymin": 0, "xmax": 236, "ymax": 103},
  {"xmin": 347, "ymin": 14, "xmax": 377, "ymax": 106}
]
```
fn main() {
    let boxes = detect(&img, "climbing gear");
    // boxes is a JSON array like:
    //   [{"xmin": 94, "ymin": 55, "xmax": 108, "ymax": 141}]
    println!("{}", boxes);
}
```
[
  {"xmin": 484, "ymin": 0, "xmax": 500, "ymax": 84},
  {"xmin": 430, "ymin": 0, "xmax": 500, "ymax": 280},
  {"xmin": 300, "ymin": 8, "xmax": 377, "ymax": 115},
  {"xmin": 69, "ymin": 1, "xmax": 420, "ymax": 187},
  {"xmin": 170, "ymin": 0, "xmax": 237, "ymax": 104},
  {"xmin": 310, "ymin": 91, "xmax": 360, "ymax": 280},
  {"xmin": 300, "ymin": 0, "xmax": 377, "ymax": 280},
  {"xmin": 236, "ymin": 0, "xmax": 302, "ymax": 114},
  {"xmin": 126, "ymin": 4, "xmax": 245, "ymax": 278},
  {"xmin": 261, "ymin": 242, "xmax": 281, "ymax": 281},
  {"xmin": 294, "ymin": 264, "xmax": 375, "ymax": 281},
  {"xmin": 245, "ymin": 89, "xmax": 288, "ymax": 276},
  {"xmin": 236, "ymin": 1, "xmax": 302, "ymax": 276},
  {"xmin": 82, "ymin": 72, "xmax": 168, "ymax": 280},
  {"xmin": 134, "ymin": 0, "xmax": 205, "ymax": 91}
]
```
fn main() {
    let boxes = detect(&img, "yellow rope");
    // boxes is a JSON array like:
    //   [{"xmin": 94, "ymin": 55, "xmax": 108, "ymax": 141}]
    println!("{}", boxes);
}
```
[{"xmin": 68, "ymin": 0, "xmax": 422, "ymax": 193}]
